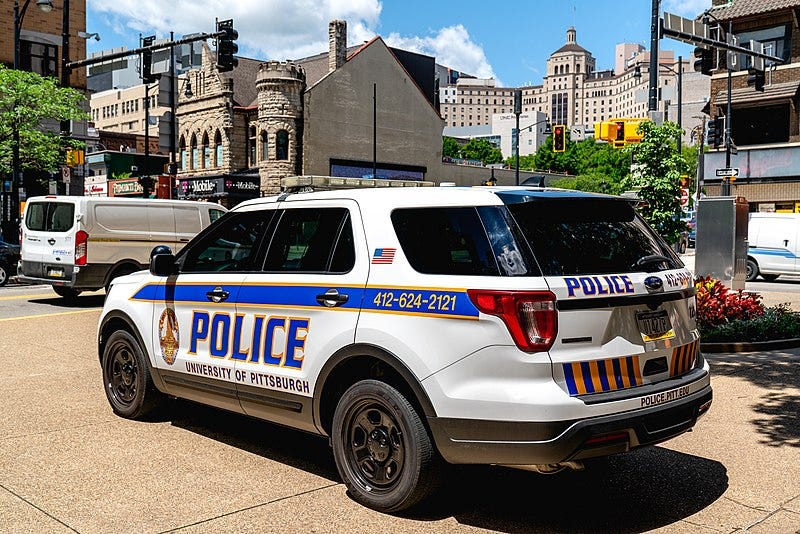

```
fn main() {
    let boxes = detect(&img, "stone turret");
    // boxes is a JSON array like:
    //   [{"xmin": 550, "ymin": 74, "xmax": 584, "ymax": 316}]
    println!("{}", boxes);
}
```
[{"xmin": 256, "ymin": 61, "xmax": 306, "ymax": 193}]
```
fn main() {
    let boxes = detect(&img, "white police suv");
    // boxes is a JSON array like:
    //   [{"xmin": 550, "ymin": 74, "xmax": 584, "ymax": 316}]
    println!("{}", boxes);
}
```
[{"xmin": 98, "ymin": 186, "xmax": 711, "ymax": 512}]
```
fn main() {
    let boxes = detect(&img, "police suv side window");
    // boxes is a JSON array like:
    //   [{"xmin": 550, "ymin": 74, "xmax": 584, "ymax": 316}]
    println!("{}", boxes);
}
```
[
  {"xmin": 180, "ymin": 210, "xmax": 271, "ymax": 273},
  {"xmin": 392, "ymin": 207, "xmax": 500, "ymax": 276},
  {"xmin": 263, "ymin": 208, "xmax": 353, "ymax": 273}
]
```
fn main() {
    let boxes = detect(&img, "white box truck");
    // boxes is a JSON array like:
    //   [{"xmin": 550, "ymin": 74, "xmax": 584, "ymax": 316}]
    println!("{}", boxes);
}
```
[{"xmin": 19, "ymin": 196, "xmax": 226, "ymax": 298}]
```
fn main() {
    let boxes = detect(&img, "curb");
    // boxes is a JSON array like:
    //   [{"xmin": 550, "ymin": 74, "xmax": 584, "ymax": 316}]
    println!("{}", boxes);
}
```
[{"xmin": 701, "ymin": 337, "xmax": 800, "ymax": 353}]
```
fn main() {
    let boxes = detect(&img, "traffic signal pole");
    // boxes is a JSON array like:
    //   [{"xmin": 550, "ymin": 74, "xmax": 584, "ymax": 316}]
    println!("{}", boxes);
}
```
[
  {"xmin": 722, "ymin": 20, "xmax": 733, "ymax": 196},
  {"xmin": 648, "ymin": 0, "xmax": 660, "ymax": 112}
]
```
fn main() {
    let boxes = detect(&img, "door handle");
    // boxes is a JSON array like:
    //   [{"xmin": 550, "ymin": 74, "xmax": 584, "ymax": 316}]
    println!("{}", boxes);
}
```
[
  {"xmin": 316, "ymin": 288, "xmax": 349, "ymax": 307},
  {"xmin": 206, "ymin": 286, "xmax": 230, "ymax": 303},
  {"xmin": 784, "ymin": 239, "xmax": 789, "ymax": 247}
]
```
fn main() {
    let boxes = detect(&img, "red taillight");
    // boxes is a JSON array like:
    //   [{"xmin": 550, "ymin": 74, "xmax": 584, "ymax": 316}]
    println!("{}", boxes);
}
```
[
  {"xmin": 75, "ymin": 230, "xmax": 88, "ymax": 266},
  {"xmin": 467, "ymin": 290, "xmax": 557, "ymax": 352}
]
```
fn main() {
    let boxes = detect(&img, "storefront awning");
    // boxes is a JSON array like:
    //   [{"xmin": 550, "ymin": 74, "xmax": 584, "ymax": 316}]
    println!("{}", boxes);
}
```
[{"xmin": 712, "ymin": 81, "xmax": 800, "ymax": 106}]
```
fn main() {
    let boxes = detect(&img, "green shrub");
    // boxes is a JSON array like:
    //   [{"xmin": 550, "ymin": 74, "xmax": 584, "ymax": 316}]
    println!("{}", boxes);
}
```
[{"xmin": 700, "ymin": 304, "xmax": 800, "ymax": 343}]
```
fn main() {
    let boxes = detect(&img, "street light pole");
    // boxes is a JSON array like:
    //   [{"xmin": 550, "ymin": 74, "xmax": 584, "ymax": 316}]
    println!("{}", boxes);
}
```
[
  {"xmin": 648, "ymin": 0, "xmax": 660, "ymax": 112},
  {"xmin": 723, "ymin": 20, "xmax": 733, "ymax": 196}
]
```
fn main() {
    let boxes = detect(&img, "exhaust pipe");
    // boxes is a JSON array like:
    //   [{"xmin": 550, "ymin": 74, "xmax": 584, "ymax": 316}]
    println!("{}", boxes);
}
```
[{"xmin": 500, "ymin": 461, "xmax": 584, "ymax": 474}]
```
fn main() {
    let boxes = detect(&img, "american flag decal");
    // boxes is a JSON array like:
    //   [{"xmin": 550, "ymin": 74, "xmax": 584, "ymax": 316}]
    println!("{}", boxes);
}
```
[{"xmin": 372, "ymin": 248, "xmax": 396, "ymax": 264}]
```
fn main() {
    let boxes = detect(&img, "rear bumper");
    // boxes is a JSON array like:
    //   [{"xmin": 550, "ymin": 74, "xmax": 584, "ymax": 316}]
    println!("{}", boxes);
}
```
[
  {"xmin": 428, "ymin": 377, "xmax": 712, "ymax": 465},
  {"xmin": 19, "ymin": 261, "xmax": 107, "ymax": 289}
]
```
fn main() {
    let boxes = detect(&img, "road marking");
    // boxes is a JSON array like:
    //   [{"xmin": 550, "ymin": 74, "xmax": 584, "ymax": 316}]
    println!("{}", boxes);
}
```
[
  {"xmin": 0, "ymin": 293, "xmax": 56, "ymax": 301},
  {"xmin": 0, "ymin": 309, "xmax": 101, "ymax": 322}
]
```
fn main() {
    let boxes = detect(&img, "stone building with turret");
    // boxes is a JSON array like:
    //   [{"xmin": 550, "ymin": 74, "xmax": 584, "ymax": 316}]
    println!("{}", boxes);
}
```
[{"xmin": 173, "ymin": 20, "xmax": 444, "ymax": 203}]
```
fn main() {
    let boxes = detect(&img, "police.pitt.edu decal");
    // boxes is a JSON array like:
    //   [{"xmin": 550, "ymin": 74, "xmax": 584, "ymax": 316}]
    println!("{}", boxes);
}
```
[{"xmin": 159, "ymin": 308, "xmax": 179, "ymax": 365}]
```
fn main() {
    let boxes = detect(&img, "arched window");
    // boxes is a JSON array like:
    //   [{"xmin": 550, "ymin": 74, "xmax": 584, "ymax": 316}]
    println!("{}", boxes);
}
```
[
  {"xmin": 214, "ymin": 130, "xmax": 223, "ymax": 167},
  {"xmin": 179, "ymin": 135, "xmax": 187, "ymax": 171},
  {"xmin": 565, "ymin": 64, "xmax": 570, "ymax": 73},
  {"xmin": 276, "ymin": 130, "xmax": 289, "ymax": 160},
  {"xmin": 190, "ymin": 134, "xmax": 198, "ymax": 170},
  {"xmin": 260, "ymin": 131, "xmax": 268, "ymax": 161},
  {"xmin": 249, "ymin": 125, "xmax": 257, "ymax": 167},
  {"xmin": 202, "ymin": 132, "xmax": 210, "ymax": 168}
]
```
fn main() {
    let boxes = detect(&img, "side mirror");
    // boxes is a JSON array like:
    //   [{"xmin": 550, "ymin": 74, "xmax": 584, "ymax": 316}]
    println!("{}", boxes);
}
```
[
  {"xmin": 150, "ymin": 253, "xmax": 178, "ymax": 276},
  {"xmin": 150, "ymin": 245, "xmax": 173, "ymax": 259}
]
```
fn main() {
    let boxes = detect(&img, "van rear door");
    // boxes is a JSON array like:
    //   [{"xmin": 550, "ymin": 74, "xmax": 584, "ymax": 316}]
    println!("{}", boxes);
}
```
[
  {"xmin": 21, "ymin": 199, "xmax": 77, "ymax": 280},
  {"xmin": 500, "ymin": 192, "xmax": 698, "ymax": 399}
]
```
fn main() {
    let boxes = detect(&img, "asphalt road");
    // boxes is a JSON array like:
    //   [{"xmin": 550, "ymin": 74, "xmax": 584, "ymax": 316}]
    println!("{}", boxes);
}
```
[{"xmin": 1, "ymin": 284, "xmax": 799, "ymax": 533}]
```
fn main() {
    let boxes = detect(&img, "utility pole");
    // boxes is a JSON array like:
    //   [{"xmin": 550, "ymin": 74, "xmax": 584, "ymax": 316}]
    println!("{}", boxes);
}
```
[{"xmin": 648, "ymin": 0, "xmax": 660, "ymax": 112}]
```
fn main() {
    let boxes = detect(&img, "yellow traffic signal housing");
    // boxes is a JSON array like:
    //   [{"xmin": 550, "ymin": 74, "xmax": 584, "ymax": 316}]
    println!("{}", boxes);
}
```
[
  {"xmin": 552, "ymin": 124, "xmax": 566, "ymax": 152},
  {"xmin": 594, "ymin": 119, "xmax": 648, "ymax": 147},
  {"xmin": 65, "ymin": 148, "xmax": 85, "ymax": 166}
]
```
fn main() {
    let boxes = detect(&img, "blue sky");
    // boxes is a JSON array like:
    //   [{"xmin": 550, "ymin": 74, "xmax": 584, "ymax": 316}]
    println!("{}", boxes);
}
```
[{"xmin": 86, "ymin": 0, "xmax": 711, "ymax": 87}]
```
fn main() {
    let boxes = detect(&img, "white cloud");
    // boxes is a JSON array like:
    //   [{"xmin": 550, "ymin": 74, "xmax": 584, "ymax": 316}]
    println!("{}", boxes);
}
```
[
  {"xmin": 663, "ymin": 0, "xmax": 712, "ymax": 17},
  {"xmin": 88, "ymin": 0, "xmax": 382, "ymax": 60},
  {"xmin": 88, "ymin": 0, "xmax": 499, "ymax": 82},
  {"xmin": 384, "ymin": 25, "xmax": 499, "ymax": 84}
]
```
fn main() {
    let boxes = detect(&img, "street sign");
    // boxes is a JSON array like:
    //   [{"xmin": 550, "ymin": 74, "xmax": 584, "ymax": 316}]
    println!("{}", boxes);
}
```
[
  {"xmin": 680, "ymin": 188, "xmax": 689, "ymax": 207},
  {"xmin": 716, "ymin": 168, "xmax": 739, "ymax": 177}
]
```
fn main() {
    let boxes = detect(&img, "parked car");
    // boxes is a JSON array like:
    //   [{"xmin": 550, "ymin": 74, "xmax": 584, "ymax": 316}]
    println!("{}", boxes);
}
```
[
  {"xmin": 0, "ymin": 239, "xmax": 21, "ymax": 286},
  {"xmin": 98, "ymin": 185, "xmax": 711, "ymax": 513}
]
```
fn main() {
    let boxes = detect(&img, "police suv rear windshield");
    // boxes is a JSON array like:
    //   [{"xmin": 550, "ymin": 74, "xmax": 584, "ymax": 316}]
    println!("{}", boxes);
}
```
[{"xmin": 500, "ymin": 193, "xmax": 676, "ymax": 276}]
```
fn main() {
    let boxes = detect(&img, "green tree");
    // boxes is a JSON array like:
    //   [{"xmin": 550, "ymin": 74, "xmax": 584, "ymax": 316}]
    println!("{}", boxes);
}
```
[
  {"xmin": 461, "ymin": 138, "xmax": 503, "ymax": 165},
  {"xmin": 442, "ymin": 136, "xmax": 460, "ymax": 159},
  {"xmin": 0, "ymin": 65, "xmax": 88, "ymax": 178},
  {"xmin": 624, "ymin": 121, "xmax": 689, "ymax": 245}
]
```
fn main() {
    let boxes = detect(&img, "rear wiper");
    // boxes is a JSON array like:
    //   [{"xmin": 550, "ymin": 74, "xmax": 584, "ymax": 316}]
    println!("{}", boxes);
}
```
[{"xmin": 630, "ymin": 254, "xmax": 677, "ymax": 271}]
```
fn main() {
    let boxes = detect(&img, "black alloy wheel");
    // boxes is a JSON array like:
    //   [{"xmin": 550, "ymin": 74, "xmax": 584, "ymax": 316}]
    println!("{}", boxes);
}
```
[
  {"xmin": 745, "ymin": 259, "xmax": 758, "ymax": 282},
  {"xmin": 332, "ymin": 380, "xmax": 441, "ymax": 513},
  {"xmin": 0, "ymin": 264, "xmax": 8, "ymax": 287},
  {"xmin": 101, "ymin": 330, "xmax": 162, "ymax": 419}
]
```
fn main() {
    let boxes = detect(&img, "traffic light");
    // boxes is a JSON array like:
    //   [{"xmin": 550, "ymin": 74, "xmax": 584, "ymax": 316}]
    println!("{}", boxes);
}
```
[
  {"xmin": 216, "ymin": 19, "xmax": 239, "ymax": 72},
  {"xmin": 706, "ymin": 117, "xmax": 724, "ymax": 148},
  {"xmin": 693, "ymin": 46, "xmax": 713, "ymax": 76},
  {"xmin": 747, "ymin": 67, "xmax": 765, "ymax": 91},
  {"xmin": 141, "ymin": 35, "xmax": 157, "ymax": 83},
  {"xmin": 614, "ymin": 120, "xmax": 625, "ymax": 148},
  {"xmin": 552, "ymin": 125, "xmax": 566, "ymax": 152}
]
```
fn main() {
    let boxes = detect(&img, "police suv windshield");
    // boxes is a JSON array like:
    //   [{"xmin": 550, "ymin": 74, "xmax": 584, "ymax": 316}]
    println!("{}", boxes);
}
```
[{"xmin": 500, "ymin": 194, "xmax": 678, "ymax": 276}]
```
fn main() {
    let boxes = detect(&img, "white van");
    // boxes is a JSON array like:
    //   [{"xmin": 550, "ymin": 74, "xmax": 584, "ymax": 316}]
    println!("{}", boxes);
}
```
[
  {"xmin": 19, "ymin": 196, "xmax": 226, "ymax": 298},
  {"xmin": 747, "ymin": 212, "xmax": 800, "ymax": 281}
]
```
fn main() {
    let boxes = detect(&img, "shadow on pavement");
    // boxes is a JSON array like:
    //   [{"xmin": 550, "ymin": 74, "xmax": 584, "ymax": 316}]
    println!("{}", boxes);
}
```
[
  {"xmin": 168, "ymin": 401, "xmax": 727, "ymax": 531},
  {"xmin": 168, "ymin": 400, "xmax": 339, "ymax": 482},
  {"xmin": 29, "ymin": 293, "xmax": 106, "ymax": 308},
  {"xmin": 708, "ymin": 350, "xmax": 800, "ymax": 448}
]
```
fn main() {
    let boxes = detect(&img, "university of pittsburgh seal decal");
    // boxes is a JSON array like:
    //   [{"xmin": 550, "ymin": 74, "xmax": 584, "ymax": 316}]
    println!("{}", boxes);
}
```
[{"xmin": 159, "ymin": 308, "xmax": 179, "ymax": 365}]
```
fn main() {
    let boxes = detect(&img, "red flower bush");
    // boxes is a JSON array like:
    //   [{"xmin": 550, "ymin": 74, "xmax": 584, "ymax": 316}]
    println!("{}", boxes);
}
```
[{"xmin": 694, "ymin": 276, "xmax": 764, "ymax": 328}]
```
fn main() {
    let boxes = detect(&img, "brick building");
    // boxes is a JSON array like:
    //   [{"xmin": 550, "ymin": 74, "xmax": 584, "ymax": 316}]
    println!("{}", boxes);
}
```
[
  {"xmin": 702, "ymin": 0, "xmax": 800, "ymax": 211},
  {"xmin": 175, "ymin": 20, "xmax": 444, "ymax": 202}
]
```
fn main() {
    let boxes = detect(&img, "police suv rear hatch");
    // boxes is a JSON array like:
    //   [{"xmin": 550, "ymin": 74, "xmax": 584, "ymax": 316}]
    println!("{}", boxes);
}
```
[{"xmin": 499, "ymin": 191, "xmax": 698, "ymax": 399}]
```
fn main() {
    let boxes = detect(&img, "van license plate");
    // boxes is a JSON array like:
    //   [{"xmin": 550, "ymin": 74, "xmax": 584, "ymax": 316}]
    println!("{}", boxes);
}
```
[
  {"xmin": 636, "ymin": 310, "xmax": 674, "ymax": 342},
  {"xmin": 47, "ymin": 267, "xmax": 64, "ymax": 278}
]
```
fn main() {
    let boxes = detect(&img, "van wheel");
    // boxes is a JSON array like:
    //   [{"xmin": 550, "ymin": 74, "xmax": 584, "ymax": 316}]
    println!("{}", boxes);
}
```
[
  {"xmin": 745, "ymin": 259, "xmax": 759, "ymax": 282},
  {"xmin": 0, "ymin": 264, "xmax": 8, "ymax": 287},
  {"xmin": 53, "ymin": 286, "xmax": 82, "ymax": 300},
  {"xmin": 332, "ymin": 380, "xmax": 441, "ymax": 513},
  {"xmin": 105, "ymin": 265, "xmax": 138, "ymax": 293},
  {"xmin": 101, "ymin": 330, "xmax": 163, "ymax": 419}
]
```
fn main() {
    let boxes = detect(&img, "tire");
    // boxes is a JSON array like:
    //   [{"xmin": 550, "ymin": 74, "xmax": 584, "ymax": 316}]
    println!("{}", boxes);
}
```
[
  {"xmin": 105, "ymin": 265, "xmax": 138, "ymax": 293},
  {"xmin": 101, "ymin": 330, "xmax": 163, "ymax": 419},
  {"xmin": 0, "ymin": 264, "xmax": 8, "ymax": 287},
  {"xmin": 762, "ymin": 273, "xmax": 780, "ymax": 282},
  {"xmin": 746, "ymin": 259, "xmax": 759, "ymax": 282},
  {"xmin": 53, "ymin": 286, "xmax": 82, "ymax": 300},
  {"xmin": 332, "ymin": 380, "xmax": 441, "ymax": 513}
]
